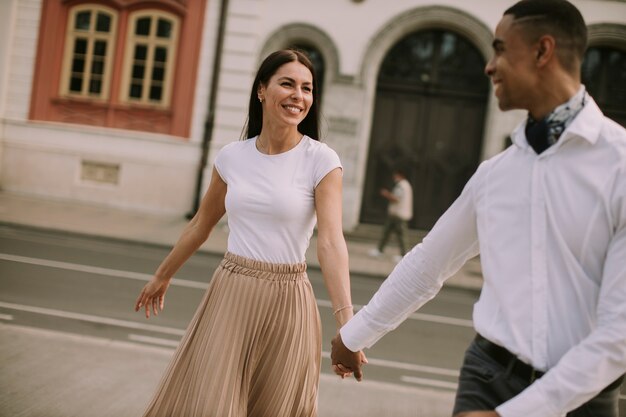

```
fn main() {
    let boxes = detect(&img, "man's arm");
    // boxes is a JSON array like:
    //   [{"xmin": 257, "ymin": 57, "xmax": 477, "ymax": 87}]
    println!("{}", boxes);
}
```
[
  {"xmin": 380, "ymin": 187, "xmax": 400, "ymax": 203},
  {"xmin": 339, "ymin": 169, "xmax": 481, "ymax": 352}
]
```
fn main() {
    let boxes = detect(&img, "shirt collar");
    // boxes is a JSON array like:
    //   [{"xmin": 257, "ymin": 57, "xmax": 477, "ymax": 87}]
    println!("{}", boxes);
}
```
[
  {"xmin": 559, "ymin": 95, "xmax": 603, "ymax": 145},
  {"xmin": 511, "ymin": 88, "xmax": 604, "ymax": 150}
]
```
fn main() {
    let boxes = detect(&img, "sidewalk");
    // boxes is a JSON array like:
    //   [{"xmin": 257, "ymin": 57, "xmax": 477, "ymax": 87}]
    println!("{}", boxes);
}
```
[
  {"xmin": 0, "ymin": 191, "xmax": 477, "ymax": 417},
  {"xmin": 0, "ymin": 192, "xmax": 483, "ymax": 290}
]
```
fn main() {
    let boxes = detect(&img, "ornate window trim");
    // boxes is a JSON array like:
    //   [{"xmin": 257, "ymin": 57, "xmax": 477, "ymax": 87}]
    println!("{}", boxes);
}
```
[
  {"xmin": 587, "ymin": 23, "xmax": 626, "ymax": 50},
  {"xmin": 60, "ymin": 4, "xmax": 118, "ymax": 100},
  {"xmin": 359, "ymin": 6, "xmax": 493, "ymax": 85},
  {"xmin": 120, "ymin": 10, "xmax": 180, "ymax": 107}
]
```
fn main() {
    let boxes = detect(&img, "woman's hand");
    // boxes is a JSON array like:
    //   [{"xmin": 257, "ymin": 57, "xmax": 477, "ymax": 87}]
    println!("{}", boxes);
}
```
[
  {"xmin": 132, "ymin": 167, "xmax": 226, "ymax": 320},
  {"xmin": 134, "ymin": 277, "xmax": 171, "ymax": 319}
]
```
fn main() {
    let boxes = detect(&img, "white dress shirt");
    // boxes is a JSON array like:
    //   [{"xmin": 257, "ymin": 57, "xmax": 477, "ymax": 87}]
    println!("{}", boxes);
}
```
[{"xmin": 341, "ymin": 97, "xmax": 626, "ymax": 417}]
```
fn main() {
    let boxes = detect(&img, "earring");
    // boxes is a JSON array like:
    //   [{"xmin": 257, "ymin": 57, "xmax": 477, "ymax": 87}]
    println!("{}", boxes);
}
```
[{"xmin": 258, "ymin": 97, "xmax": 263, "ymax": 103}]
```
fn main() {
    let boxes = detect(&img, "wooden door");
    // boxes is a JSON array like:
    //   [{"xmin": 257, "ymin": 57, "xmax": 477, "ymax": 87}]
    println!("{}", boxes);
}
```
[{"xmin": 360, "ymin": 30, "xmax": 489, "ymax": 230}]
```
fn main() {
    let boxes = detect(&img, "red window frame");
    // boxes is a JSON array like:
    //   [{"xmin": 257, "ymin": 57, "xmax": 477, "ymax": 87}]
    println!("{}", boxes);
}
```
[{"xmin": 29, "ymin": 0, "xmax": 207, "ymax": 138}]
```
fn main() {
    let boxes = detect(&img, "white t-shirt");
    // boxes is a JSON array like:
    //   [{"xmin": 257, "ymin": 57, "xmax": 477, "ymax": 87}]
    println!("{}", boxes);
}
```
[
  {"xmin": 214, "ymin": 136, "xmax": 342, "ymax": 264},
  {"xmin": 388, "ymin": 178, "xmax": 413, "ymax": 221}
]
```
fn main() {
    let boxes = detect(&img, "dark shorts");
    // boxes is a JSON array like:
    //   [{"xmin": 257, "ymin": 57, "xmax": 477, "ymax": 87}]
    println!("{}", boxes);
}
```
[{"xmin": 452, "ymin": 337, "xmax": 621, "ymax": 417}]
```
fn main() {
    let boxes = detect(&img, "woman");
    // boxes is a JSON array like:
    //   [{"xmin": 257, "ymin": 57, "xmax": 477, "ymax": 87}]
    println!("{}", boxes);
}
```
[{"xmin": 134, "ymin": 49, "xmax": 363, "ymax": 417}]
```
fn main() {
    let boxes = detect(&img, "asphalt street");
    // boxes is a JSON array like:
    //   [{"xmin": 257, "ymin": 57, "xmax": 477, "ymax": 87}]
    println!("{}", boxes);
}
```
[
  {"xmin": 0, "ymin": 224, "xmax": 477, "ymax": 392},
  {"xmin": 2, "ymin": 223, "xmax": 624, "ymax": 415}
]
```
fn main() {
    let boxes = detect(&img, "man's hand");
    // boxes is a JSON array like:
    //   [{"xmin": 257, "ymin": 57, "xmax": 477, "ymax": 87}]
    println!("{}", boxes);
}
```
[
  {"xmin": 331, "ymin": 333, "xmax": 365, "ymax": 381},
  {"xmin": 454, "ymin": 412, "xmax": 500, "ymax": 417}
]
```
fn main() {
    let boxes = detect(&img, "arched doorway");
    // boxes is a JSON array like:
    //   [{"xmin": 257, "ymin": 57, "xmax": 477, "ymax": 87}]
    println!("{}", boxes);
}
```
[
  {"xmin": 360, "ymin": 30, "xmax": 489, "ymax": 230},
  {"xmin": 582, "ymin": 45, "xmax": 626, "ymax": 127}
]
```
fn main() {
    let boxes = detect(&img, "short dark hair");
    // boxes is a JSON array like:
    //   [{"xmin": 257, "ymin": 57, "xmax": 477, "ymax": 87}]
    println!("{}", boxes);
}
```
[
  {"xmin": 392, "ymin": 167, "xmax": 408, "ymax": 179},
  {"xmin": 504, "ymin": 0, "xmax": 587, "ymax": 74},
  {"xmin": 243, "ymin": 49, "xmax": 320, "ymax": 140}
]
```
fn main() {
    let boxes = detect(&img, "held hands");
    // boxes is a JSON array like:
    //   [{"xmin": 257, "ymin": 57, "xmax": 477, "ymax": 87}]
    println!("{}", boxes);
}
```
[
  {"xmin": 134, "ymin": 277, "xmax": 171, "ymax": 319},
  {"xmin": 331, "ymin": 333, "xmax": 368, "ymax": 381}
]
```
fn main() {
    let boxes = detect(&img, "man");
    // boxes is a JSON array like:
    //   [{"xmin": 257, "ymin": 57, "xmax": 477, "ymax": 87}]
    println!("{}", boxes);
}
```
[
  {"xmin": 369, "ymin": 168, "xmax": 413, "ymax": 261},
  {"xmin": 331, "ymin": 1, "xmax": 626, "ymax": 416}
]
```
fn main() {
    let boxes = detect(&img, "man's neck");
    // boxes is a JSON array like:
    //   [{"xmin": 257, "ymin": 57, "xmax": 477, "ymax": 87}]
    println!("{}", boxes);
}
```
[{"xmin": 528, "ymin": 77, "xmax": 581, "ymax": 120}]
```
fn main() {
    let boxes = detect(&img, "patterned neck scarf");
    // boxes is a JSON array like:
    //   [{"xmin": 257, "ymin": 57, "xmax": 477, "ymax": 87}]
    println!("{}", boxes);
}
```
[{"xmin": 525, "ymin": 87, "xmax": 587, "ymax": 154}]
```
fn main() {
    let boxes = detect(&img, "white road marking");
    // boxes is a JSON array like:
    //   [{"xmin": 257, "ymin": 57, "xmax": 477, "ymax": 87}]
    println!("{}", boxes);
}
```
[
  {"xmin": 0, "ymin": 301, "xmax": 460, "ymax": 379},
  {"xmin": 0, "ymin": 226, "xmax": 165, "ymax": 259},
  {"xmin": 1, "ymin": 253, "xmax": 473, "ymax": 327},
  {"xmin": 0, "ymin": 253, "xmax": 207, "ymax": 289},
  {"xmin": 408, "ymin": 312, "xmax": 473, "ymax": 327},
  {"xmin": 321, "ymin": 351, "xmax": 459, "ymax": 377},
  {"xmin": 128, "ymin": 333, "xmax": 180, "ymax": 347},
  {"xmin": 401, "ymin": 375, "xmax": 458, "ymax": 390},
  {"xmin": 0, "ymin": 301, "xmax": 185, "ymax": 336},
  {"xmin": 317, "ymin": 299, "xmax": 473, "ymax": 328},
  {"xmin": 0, "ymin": 313, "xmax": 14, "ymax": 321}
]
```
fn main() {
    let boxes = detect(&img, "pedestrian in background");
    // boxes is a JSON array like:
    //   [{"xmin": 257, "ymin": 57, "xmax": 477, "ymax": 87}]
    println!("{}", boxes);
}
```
[
  {"xmin": 369, "ymin": 168, "xmax": 413, "ymax": 262},
  {"xmin": 332, "ymin": 1, "xmax": 626, "ymax": 416},
  {"xmin": 135, "ymin": 49, "xmax": 363, "ymax": 417}
]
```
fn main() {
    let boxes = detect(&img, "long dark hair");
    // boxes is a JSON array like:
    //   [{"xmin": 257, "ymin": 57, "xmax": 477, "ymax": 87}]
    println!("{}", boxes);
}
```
[{"xmin": 243, "ymin": 49, "xmax": 320, "ymax": 140}]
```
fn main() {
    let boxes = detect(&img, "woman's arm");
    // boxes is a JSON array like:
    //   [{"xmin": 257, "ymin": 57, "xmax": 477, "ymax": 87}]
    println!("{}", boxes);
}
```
[
  {"xmin": 134, "ymin": 167, "xmax": 227, "ymax": 318},
  {"xmin": 314, "ymin": 167, "xmax": 353, "ymax": 329},
  {"xmin": 316, "ymin": 167, "xmax": 367, "ymax": 379}
]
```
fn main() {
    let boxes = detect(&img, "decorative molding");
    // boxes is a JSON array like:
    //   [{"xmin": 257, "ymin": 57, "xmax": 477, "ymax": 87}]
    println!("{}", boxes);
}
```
[
  {"xmin": 587, "ymin": 23, "xmax": 626, "ymax": 50},
  {"xmin": 114, "ymin": 107, "xmax": 172, "ymax": 133},
  {"xmin": 56, "ymin": 100, "xmax": 108, "ymax": 126},
  {"xmin": 61, "ymin": 0, "xmax": 187, "ymax": 16},
  {"xmin": 359, "ymin": 6, "xmax": 493, "ymax": 84},
  {"xmin": 328, "ymin": 116, "xmax": 358, "ymax": 135},
  {"xmin": 81, "ymin": 160, "xmax": 121, "ymax": 185},
  {"xmin": 50, "ymin": 97, "xmax": 175, "ymax": 134},
  {"xmin": 259, "ymin": 23, "xmax": 349, "ymax": 84}
]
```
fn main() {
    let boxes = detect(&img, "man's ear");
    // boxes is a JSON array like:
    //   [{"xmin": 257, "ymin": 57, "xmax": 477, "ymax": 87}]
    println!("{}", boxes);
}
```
[{"xmin": 536, "ymin": 35, "xmax": 556, "ymax": 67}]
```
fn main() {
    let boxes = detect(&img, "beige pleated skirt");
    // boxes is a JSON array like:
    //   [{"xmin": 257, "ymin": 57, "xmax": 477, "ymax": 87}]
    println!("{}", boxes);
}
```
[{"xmin": 142, "ymin": 252, "xmax": 322, "ymax": 417}]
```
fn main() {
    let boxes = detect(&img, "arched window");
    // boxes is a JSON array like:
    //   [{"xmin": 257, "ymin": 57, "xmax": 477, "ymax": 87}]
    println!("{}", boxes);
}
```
[
  {"xmin": 60, "ymin": 5, "xmax": 117, "ymax": 99},
  {"xmin": 378, "ymin": 30, "xmax": 487, "ymax": 95},
  {"xmin": 289, "ymin": 44, "xmax": 325, "ymax": 102},
  {"xmin": 121, "ymin": 11, "xmax": 179, "ymax": 106},
  {"xmin": 582, "ymin": 46, "xmax": 626, "ymax": 127}
]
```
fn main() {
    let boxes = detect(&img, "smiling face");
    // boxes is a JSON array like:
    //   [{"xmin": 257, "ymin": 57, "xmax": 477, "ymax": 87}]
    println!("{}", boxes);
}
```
[
  {"xmin": 484, "ymin": 15, "xmax": 539, "ymax": 112},
  {"xmin": 257, "ymin": 61, "xmax": 313, "ymax": 130}
]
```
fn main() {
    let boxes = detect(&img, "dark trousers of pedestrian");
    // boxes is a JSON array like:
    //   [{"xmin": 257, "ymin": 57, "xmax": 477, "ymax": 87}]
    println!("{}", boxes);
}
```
[
  {"xmin": 377, "ymin": 215, "xmax": 407, "ymax": 255},
  {"xmin": 453, "ymin": 334, "xmax": 623, "ymax": 417}
]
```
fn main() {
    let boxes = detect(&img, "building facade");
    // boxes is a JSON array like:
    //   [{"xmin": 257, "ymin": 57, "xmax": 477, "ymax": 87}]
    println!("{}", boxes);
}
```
[{"xmin": 1, "ymin": 0, "xmax": 625, "ymax": 230}]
